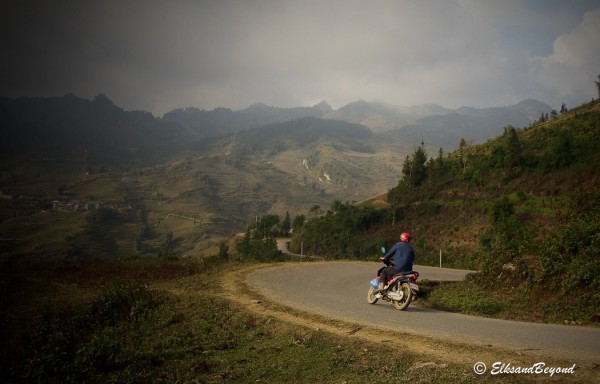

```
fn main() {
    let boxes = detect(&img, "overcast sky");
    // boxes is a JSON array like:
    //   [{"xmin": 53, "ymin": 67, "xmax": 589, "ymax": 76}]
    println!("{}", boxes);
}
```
[{"xmin": 1, "ymin": 0, "xmax": 599, "ymax": 115}]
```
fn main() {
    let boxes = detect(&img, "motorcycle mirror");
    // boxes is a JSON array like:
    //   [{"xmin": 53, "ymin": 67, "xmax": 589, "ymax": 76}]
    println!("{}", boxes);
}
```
[{"xmin": 381, "ymin": 246, "xmax": 386, "ymax": 254}]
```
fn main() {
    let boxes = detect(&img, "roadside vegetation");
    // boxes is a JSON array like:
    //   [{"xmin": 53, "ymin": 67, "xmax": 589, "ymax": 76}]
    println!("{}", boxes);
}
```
[
  {"xmin": 3, "ymin": 256, "xmax": 524, "ymax": 383},
  {"xmin": 288, "ymin": 99, "xmax": 600, "ymax": 326}
]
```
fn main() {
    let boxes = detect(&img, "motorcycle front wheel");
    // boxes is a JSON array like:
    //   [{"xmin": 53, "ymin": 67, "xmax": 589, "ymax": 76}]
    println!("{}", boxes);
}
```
[
  {"xmin": 367, "ymin": 286, "xmax": 379, "ymax": 304},
  {"xmin": 392, "ymin": 282, "xmax": 412, "ymax": 310}
]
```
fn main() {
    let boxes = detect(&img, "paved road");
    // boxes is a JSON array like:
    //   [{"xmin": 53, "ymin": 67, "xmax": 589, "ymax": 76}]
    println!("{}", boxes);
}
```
[{"xmin": 246, "ymin": 261, "xmax": 600, "ymax": 363}]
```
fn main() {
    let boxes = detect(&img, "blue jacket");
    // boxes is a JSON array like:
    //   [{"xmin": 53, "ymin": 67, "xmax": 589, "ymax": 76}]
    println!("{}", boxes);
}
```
[{"xmin": 384, "ymin": 241, "xmax": 415, "ymax": 272}]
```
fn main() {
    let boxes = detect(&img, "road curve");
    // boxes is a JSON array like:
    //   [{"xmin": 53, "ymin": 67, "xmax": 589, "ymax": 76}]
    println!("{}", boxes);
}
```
[{"xmin": 246, "ymin": 261, "xmax": 600, "ymax": 363}]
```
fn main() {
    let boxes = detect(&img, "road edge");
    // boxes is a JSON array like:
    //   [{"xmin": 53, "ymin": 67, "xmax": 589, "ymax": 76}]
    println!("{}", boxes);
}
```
[{"xmin": 220, "ymin": 262, "xmax": 598, "ymax": 382}]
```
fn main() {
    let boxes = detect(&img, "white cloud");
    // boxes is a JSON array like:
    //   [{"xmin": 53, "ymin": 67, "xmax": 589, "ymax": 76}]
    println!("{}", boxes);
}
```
[
  {"xmin": 1, "ymin": 1, "xmax": 598, "ymax": 114},
  {"xmin": 532, "ymin": 7, "xmax": 600, "ymax": 108}
]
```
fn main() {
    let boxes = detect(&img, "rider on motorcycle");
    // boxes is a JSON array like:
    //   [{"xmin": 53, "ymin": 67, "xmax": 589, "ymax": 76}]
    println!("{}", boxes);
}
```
[{"xmin": 375, "ymin": 232, "xmax": 415, "ymax": 298}]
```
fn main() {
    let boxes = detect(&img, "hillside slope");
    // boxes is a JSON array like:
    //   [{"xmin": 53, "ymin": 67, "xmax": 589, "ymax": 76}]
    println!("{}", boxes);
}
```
[
  {"xmin": 289, "ymin": 100, "xmax": 600, "ymax": 323},
  {"xmin": 161, "ymin": 101, "xmax": 332, "ymax": 139},
  {"xmin": 0, "ymin": 93, "xmax": 559, "ymax": 264},
  {"xmin": 293, "ymin": 100, "xmax": 600, "ymax": 260},
  {"xmin": 0, "ymin": 114, "xmax": 403, "ymax": 262}
]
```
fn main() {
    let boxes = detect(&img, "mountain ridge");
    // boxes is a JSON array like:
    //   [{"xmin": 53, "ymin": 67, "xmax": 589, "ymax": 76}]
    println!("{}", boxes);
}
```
[
  {"xmin": 0, "ymin": 93, "xmax": 588, "ymax": 266},
  {"xmin": 1, "ymin": 93, "xmax": 553, "ymax": 166}
]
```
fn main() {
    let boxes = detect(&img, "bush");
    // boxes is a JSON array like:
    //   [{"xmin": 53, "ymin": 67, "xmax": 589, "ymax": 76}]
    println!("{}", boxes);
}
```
[
  {"xmin": 540, "ymin": 192, "xmax": 600, "ymax": 291},
  {"xmin": 19, "ymin": 282, "xmax": 158, "ymax": 382},
  {"xmin": 89, "ymin": 281, "xmax": 157, "ymax": 326},
  {"xmin": 426, "ymin": 280, "xmax": 506, "ymax": 316},
  {"xmin": 236, "ymin": 231, "xmax": 284, "ymax": 262}
]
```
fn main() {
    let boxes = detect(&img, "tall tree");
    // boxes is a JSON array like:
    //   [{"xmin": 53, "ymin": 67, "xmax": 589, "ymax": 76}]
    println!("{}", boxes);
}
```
[
  {"xmin": 458, "ymin": 138, "xmax": 471, "ymax": 173},
  {"xmin": 410, "ymin": 142, "xmax": 428, "ymax": 187},
  {"xmin": 434, "ymin": 147, "xmax": 445, "ymax": 177},
  {"xmin": 292, "ymin": 214, "xmax": 305, "ymax": 232},
  {"xmin": 401, "ymin": 142, "xmax": 428, "ymax": 187},
  {"xmin": 401, "ymin": 155, "xmax": 412, "ymax": 182},
  {"xmin": 256, "ymin": 214, "xmax": 279, "ymax": 241},
  {"xmin": 560, "ymin": 103, "xmax": 568, "ymax": 114},
  {"xmin": 281, "ymin": 211, "xmax": 291, "ymax": 236},
  {"xmin": 504, "ymin": 126, "xmax": 522, "ymax": 179},
  {"xmin": 310, "ymin": 205, "xmax": 322, "ymax": 220}
]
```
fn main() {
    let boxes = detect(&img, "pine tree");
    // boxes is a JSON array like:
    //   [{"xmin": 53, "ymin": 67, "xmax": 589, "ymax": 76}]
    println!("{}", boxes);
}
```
[
  {"xmin": 410, "ymin": 142, "xmax": 428, "ymax": 187},
  {"xmin": 560, "ymin": 103, "xmax": 568, "ymax": 114},
  {"xmin": 401, "ymin": 143, "xmax": 427, "ymax": 187},
  {"xmin": 435, "ymin": 147, "xmax": 445, "ymax": 176},
  {"xmin": 401, "ymin": 155, "xmax": 412, "ymax": 182},
  {"xmin": 539, "ymin": 112, "xmax": 546, "ymax": 123},
  {"xmin": 458, "ymin": 138, "xmax": 469, "ymax": 172},
  {"xmin": 504, "ymin": 126, "xmax": 522, "ymax": 179}
]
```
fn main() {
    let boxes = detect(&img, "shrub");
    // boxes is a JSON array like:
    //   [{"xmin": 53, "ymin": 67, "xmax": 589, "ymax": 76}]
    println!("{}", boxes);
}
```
[
  {"xmin": 426, "ymin": 280, "xmax": 506, "ymax": 316},
  {"xmin": 89, "ymin": 281, "xmax": 157, "ymax": 326},
  {"xmin": 20, "ymin": 282, "xmax": 158, "ymax": 382}
]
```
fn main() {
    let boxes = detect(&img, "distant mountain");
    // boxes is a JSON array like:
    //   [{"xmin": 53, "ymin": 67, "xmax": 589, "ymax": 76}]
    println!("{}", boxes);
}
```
[
  {"xmin": 313, "ymin": 100, "xmax": 334, "ymax": 114},
  {"xmin": 324, "ymin": 98, "xmax": 552, "ymax": 151},
  {"xmin": 0, "ymin": 92, "xmax": 554, "ymax": 184},
  {"xmin": 0, "ymin": 94, "xmax": 191, "ymax": 168},
  {"xmin": 162, "ymin": 101, "xmax": 332, "ymax": 139},
  {"xmin": 201, "ymin": 116, "xmax": 375, "ymax": 158},
  {"xmin": 162, "ymin": 97, "xmax": 551, "ymax": 154},
  {"xmin": 165, "ymin": 115, "xmax": 408, "ymax": 222},
  {"xmin": 324, "ymin": 100, "xmax": 453, "ymax": 131}
]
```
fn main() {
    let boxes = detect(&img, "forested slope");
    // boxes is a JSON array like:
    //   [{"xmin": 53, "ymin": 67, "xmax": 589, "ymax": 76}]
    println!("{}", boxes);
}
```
[{"xmin": 277, "ymin": 99, "xmax": 600, "ymax": 323}]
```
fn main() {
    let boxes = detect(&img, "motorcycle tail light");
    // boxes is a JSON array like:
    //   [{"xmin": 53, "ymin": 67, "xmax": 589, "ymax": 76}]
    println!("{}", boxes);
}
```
[{"xmin": 410, "ymin": 274, "xmax": 419, "ymax": 282}]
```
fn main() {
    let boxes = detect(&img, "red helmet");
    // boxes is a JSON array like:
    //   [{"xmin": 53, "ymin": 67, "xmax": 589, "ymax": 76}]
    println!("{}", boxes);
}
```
[{"xmin": 400, "ymin": 232, "xmax": 411, "ymax": 242}]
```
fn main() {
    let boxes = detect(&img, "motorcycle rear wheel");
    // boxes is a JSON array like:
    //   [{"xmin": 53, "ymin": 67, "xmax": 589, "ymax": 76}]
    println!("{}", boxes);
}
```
[
  {"xmin": 392, "ymin": 282, "xmax": 412, "ymax": 310},
  {"xmin": 367, "ymin": 286, "xmax": 379, "ymax": 304}
]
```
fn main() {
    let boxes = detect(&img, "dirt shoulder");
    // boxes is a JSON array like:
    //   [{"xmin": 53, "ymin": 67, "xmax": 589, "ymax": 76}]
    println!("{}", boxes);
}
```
[{"xmin": 222, "ymin": 263, "xmax": 600, "ymax": 383}]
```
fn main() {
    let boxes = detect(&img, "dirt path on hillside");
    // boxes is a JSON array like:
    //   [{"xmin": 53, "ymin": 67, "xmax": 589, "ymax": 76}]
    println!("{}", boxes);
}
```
[{"xmin": 221, "ymin": 264, "xmax": 599, "ymax": 383}]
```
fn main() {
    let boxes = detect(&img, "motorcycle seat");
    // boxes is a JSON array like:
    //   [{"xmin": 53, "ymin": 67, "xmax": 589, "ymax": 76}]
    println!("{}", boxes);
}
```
[{"xmin": 392, "ymin": 271, "xmax": 418, "ymax": 278}]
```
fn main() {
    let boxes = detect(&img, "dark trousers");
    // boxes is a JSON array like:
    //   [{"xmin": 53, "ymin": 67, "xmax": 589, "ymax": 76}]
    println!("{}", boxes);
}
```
[{"xmin": 379, "ymin": 266, "xmax": 398, "ymax": 287}]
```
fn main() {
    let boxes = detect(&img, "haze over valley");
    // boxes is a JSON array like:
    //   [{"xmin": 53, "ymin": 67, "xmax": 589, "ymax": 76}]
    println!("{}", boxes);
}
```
[{"xmin": 0, "ymin": 93, "xmax": 554, "ymax": 259}]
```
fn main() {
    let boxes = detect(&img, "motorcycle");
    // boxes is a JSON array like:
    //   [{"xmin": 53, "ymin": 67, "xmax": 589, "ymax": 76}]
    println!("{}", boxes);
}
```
[{"xmin": 367, "ymin": 247, "xmax": 419, "ymax": 310}]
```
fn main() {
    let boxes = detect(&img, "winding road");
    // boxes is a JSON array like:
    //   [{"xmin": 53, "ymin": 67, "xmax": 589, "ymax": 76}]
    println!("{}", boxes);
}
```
[{"xmin": 247, "ymin": 259, "xmax": 600, "ymax": 363}]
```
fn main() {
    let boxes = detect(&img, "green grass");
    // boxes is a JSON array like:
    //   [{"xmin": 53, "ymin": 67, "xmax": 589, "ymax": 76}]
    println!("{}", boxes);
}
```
[
  {"xmin": 419, "ymin": 276, "xmax": 600, "ymax": 326},
  {"xmin": 424, "ymin": 279, "xmax": 507, "ymax": 316}
]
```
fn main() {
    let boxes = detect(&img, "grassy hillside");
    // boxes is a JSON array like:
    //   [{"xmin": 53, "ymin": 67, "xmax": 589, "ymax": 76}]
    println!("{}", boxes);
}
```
[
  {"xmin": 5, "ymin": 258, "xmax": 556, "ymax": 383},
  {"xmin": 0, "ymin": 116, "xmax": 406, "ymax": 266},
  {"xmin": 290, "ymin": 100, "xmax": 600, "ymax": 325}
]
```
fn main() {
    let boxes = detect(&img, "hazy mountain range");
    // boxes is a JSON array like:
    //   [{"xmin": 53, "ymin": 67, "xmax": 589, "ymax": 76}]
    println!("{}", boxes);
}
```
[
  {"xmin": 163, "ymin": 97, "xmax": 552, "ymax": 150},
  {"xmin": 0, "ymin": 94, "xmax": 551, "ymax": 164},
  {"xmin": 0, "ymin": 93, "xmax": 553, "ymax": 249},
  {"xmin": 0, "ymin": 93, "xmax": 552, "ymax": 204}
]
